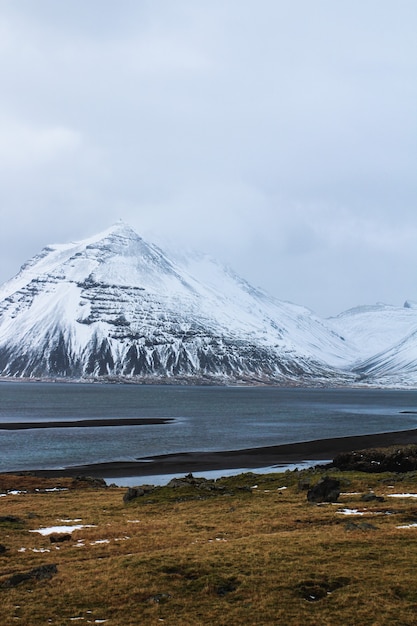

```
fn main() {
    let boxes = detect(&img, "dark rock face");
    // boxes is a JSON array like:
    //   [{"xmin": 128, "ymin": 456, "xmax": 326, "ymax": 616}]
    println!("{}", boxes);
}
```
[
  {"xmin": 307, "ymin": 477, "xmax": 340, "ymax": 503},
  {"xmin": 333, "ymin": 446, "xmax": 417, "ymax": 473}
]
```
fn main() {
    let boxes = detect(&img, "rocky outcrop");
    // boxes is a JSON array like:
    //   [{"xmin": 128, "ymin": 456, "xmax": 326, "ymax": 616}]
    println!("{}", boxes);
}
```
[
  {"xmin": 332, "ymin": 445, "xmax": 417, "ymax": 473},
  {"xmin": 123, "ymin": 484, "xmax": 156, "ymax": 503},
  {"xmin": 122, "ymin": 473, "xmax": 254, "ymax": 503}
]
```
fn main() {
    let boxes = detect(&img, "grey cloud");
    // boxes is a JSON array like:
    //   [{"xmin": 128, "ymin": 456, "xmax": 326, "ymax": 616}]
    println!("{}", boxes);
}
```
[{"xmin": 0, "ymin": 0, "xmax": 416, "ymax": 316}]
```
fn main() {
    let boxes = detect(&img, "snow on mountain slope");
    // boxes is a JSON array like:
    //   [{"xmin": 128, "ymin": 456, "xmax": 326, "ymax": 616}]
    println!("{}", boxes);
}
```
[
  {"xmin": 175, "ymin": 251, "xmax": 356, "ymax": 368},
  {"xmin": 0, "ymin": 222, "xmax": 355, "ymax": 384},
  {"xmin": 328, "ymin": 303, "xmax": 417, "ymax": 364},
  {"xmin": 353, "ymin": 328, "xmax": 417, "ymax": 387}
]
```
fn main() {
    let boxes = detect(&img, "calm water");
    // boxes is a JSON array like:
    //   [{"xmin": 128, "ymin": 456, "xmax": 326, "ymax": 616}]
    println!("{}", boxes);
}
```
[{"xmin": 0, "ymin": 382, "xmax": 417, "ymax": 475}]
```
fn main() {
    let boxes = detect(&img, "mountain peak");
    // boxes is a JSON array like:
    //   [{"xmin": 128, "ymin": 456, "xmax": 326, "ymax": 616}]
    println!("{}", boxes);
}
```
[
  {"xmin": 107, "ymin": 220, "xmax": 140, "ymax": 239},
  {"xmin": 0, "ymin": 224, "xmax": 356, "ymax": 383},
  {"xmin": 83, "ymin": 221, "xmax": 142, "ymax": 247},
  {"xmin": 2, "ymin": 225, "xmax": 415, "ymax": 386}
]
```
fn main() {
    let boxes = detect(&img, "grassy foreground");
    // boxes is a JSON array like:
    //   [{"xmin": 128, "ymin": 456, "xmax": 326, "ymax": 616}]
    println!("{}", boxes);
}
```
[{"xmin": 1, "ymin": 468, "xmax": 417, "ymax": 625}]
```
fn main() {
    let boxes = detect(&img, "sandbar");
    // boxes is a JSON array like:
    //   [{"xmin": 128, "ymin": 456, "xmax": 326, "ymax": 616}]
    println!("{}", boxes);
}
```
[
  {"xmin": 22, "ymin": 426, "xmax": 417, "ymax": 479},
  {"xmin": 0, "ymin": 418, "xmax": 174, "ymax": 430}
]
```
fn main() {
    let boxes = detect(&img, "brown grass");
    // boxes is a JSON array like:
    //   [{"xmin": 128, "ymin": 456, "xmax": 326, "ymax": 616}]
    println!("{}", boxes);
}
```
[{"xmin": 1, "ymin": 469, "xmax": 417, "ymax": 624}]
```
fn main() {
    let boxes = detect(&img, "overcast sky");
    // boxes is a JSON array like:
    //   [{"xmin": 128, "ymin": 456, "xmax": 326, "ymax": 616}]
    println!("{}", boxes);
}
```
[{"xmin": 0, "ymin": 1, "xmax": 416, "ymax": 317}]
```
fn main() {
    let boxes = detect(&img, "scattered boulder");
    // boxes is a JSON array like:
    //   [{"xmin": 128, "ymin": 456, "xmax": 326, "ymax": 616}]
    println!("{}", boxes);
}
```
[
  {"xmin": 0, "ymin": 544, "xmax": 7, "ymax": 554},
  {"xmin": 307, "ymin": 477, "xmax": 340, "ymax": 503}
]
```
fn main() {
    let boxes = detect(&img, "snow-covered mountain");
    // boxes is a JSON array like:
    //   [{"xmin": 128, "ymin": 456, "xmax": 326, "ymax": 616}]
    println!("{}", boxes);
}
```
[
  {"xmin": 0, "ymin": 222, "xmax": 356, "ymax": 385},
  {"xmin": 328, "ymin": 302, "xmax": 417, "ymax": 387},
  {"xmin": 328, "ymin": 303, "xmax": 417, "ymax": 362},
  {"xmin": 0, "ymin": 222, "xmax": 415, "ymax": 386},
  {"xmin": 353, "ymin": 328, "xmax": 417, "ymax": 386}
]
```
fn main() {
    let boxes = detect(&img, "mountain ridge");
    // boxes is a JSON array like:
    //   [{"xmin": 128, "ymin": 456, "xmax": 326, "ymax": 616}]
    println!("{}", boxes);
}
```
[{"xmin": 0, "ymin": 223, "xmax": 415, "ymax": 387}]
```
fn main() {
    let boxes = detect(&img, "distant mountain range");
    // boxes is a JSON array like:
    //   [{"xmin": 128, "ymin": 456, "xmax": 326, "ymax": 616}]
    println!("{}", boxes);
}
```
[{"xmin": 0, "ymin": 222, "xmax": 416, "ymax": 387}]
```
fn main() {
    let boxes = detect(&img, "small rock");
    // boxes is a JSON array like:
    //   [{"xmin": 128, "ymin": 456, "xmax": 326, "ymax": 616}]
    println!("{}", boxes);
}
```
[
  {"xmin": 361, "ymin": 493, "xmax": 385, "ymax": 502},
  {"xmin": 49, "ymin": 533, "xmax": 72, "ymax": 543},
  {"xmin": 147, "ymin": 593, "xmax": 171, "ymax": 604}
]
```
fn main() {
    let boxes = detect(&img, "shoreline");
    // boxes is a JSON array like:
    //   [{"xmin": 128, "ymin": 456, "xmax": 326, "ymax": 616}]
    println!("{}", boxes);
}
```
[{"xmin": 17, "ymin": 427, "xmax": 417, "ymax": 480}]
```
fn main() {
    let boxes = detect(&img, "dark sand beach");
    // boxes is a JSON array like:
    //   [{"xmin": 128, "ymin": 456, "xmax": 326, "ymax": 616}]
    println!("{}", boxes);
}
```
[{"xmin": 23, "ymin": 427, "xmax": 417, "ymax": 480}]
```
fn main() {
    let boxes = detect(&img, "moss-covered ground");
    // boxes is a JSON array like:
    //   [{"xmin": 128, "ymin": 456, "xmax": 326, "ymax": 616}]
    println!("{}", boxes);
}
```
[{"xmin": 1, "ymin": 468, "xmax": 417, "ymax": 625}]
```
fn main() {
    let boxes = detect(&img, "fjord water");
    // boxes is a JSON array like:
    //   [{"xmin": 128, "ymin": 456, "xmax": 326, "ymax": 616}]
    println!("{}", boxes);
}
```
[{"xmin": 1, "ymin": 382, "xmax": 417, "ymax": 475}]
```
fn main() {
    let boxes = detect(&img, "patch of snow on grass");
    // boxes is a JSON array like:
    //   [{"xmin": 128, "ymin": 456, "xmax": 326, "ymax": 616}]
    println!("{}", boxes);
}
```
[
  {"xmin": 32, "ymin": 548, "xmax": 50, "ymax": 553},
  {"xmin": 387, "ymin": 493, "xmax": 417, "ymax": 498},
  {"xmin": 337, "ymin": 508, "xmax": 365, "ymax": 516},
  {"xmin": 397, "ymin": 523, "xmax": 417, "ymax": 529},
  {"xmin": 30, "ymin": 524, "xmax": 95, "ymax": 535}
]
